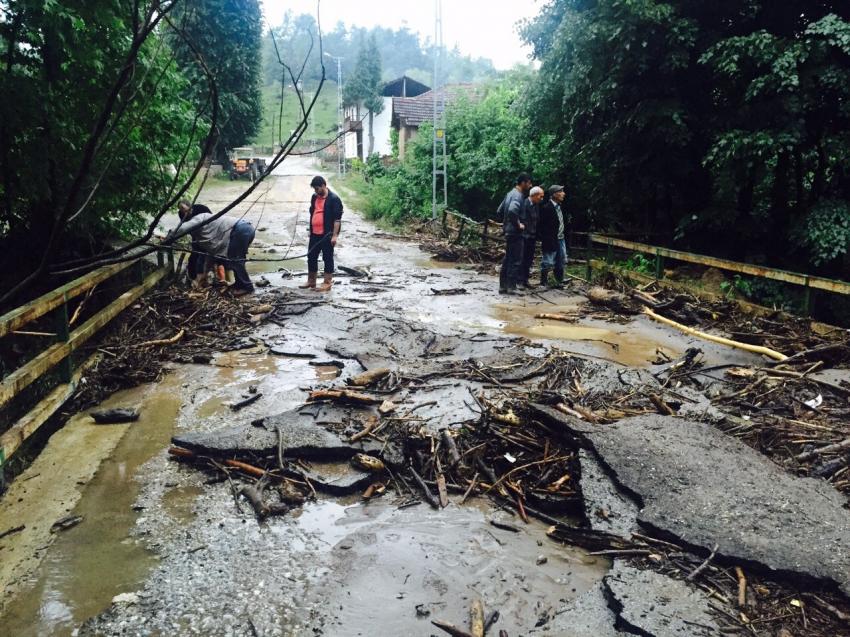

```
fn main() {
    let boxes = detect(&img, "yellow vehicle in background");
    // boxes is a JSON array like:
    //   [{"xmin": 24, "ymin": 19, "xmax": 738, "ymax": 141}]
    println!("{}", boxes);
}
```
[{"xmin": 228, "ymin": 147, "xmax": 267, "ymax": 182}]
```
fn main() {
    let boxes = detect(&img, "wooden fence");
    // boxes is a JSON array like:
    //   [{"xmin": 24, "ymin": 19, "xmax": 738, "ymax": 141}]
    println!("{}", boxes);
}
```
[
  {"xmin": 582, "ymin": 233, "xmax": 850, "ymax": 315},
  {"xmin": 0, "ymin": 250, "xmax": 173, "ymax": 476}
]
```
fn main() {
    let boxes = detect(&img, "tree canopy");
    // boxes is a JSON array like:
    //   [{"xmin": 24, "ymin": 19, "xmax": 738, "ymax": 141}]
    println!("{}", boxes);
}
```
[
  {"xmin": 0, "ymin": 0, "xmax": 267, "ymax": 304},
  {"xmin": 262, "ymin": 12, "xmax": 499, "ymax": 88},
  {"xmin": 172, "ymin": 0, "xmax": 263, "ymax": 163},
  {"xmin": 519, "ymin": 0, "xmax": 850, "ymax": 273}
]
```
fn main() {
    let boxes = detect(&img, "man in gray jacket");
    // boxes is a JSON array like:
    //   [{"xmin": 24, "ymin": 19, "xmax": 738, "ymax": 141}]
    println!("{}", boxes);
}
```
[
  {"xmin": 175, "ymin": 200, "xmax": 256, "ymax": 296},
  {"xmin": 498, "ymin": 173, "xmax": 532, "ymax": 294}
]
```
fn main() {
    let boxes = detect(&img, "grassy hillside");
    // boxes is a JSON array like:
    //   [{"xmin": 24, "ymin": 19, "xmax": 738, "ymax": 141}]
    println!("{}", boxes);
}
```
[{"xmin": 252, "ymin": 81, "xmax": 338, "ymax": 148}]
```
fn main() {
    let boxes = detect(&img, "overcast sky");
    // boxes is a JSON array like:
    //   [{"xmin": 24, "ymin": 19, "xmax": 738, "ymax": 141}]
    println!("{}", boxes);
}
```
[{"xmin": 261, "ymin": 0, "xmax": 540, "ymax": 69}]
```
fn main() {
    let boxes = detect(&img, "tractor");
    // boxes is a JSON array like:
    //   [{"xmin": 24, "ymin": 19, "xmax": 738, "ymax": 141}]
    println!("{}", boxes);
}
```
[{"xmin": 228, "ymin": 147, "xmax": 268, "ymax": 182}]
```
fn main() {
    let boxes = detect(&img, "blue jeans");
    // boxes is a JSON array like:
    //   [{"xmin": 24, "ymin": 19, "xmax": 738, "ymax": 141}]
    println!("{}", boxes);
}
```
[
  {"xmin": 227, "ymin": 220, "xmax": 256, "ymax": 291},
  {"xmin": 541, "ymin": 239, "xmax": 567, "ymax": 283}
]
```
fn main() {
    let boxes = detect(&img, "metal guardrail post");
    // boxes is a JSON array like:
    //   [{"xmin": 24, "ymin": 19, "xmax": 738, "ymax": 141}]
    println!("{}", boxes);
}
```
[
  {"xmin": 167, "ymin": 246, "xmax": 175, "ymax": 271},
  {"xmin": 156, "ymin": 248, "xmax": 165, "ymax": 268},
  {"xmin": 655, "ymin": 248, "xmax": 663, "ymax": 280},
  {"xmin": 606, "ymin": 237, "xmax": 614, "ymax": 265},
  {"xmin": 53, "ymin": 296, "xmax": 72, "ymax": 383},
  {"xmin": 132, "ymin": 258, "xmax": 144, "ymax": 285},
  {"xmin": 586, "ymin": 234, "xmax": 593, "ymax": 281},
  {"xmin": 803, "ymin": 277, "xmax": 811, "ymax": 316}
]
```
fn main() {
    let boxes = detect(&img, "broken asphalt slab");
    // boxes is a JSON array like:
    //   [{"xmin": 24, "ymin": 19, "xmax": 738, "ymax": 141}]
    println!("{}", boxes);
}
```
[
  {"xmin": 535, "ymin": 583, "xmax": 623, "ymax": 636},
  {"xmin": 531, "ymin": 405, "xmax": 850, "ymax": 597},
  {"xmin": 172, "ymin": 408, "xmax": 357, "ymax": 461},
  {"xmin": 604, "ymin": 561, "xmax": 721, "ymax": 636},
  {"xmin": 578, "ymin": 450, "xmax": 640, "ymax": 538}
]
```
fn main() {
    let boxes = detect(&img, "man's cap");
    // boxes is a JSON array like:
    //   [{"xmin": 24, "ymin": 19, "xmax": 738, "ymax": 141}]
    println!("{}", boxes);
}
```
[
  {"xmin": 310, "ymin": 175, "xmax": 326, "ymax": 188},
  {"xmin": 547, "ymin": 184, "xmax": 565, "ymax": 196}
]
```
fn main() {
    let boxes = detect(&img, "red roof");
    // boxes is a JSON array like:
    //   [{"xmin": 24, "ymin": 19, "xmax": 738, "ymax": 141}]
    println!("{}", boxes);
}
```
[{"xmin": 392, "ymin": 84, "xmax": 482, "ymax": 128}]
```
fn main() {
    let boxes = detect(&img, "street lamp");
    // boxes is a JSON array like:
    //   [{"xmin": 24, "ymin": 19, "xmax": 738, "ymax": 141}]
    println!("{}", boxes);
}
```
[{"xmin": 324, "ymin": 52, "xmax": 345, "ymax": 177}]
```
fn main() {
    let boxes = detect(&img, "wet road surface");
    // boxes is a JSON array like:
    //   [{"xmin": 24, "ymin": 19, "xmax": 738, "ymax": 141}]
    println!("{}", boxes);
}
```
[{"xmin": 0, "ymin": 156, "xmax": 771, "ymax": 636}]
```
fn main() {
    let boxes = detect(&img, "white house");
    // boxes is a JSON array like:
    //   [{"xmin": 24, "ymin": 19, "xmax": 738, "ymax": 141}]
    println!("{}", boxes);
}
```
[{"xmin": 344, "ymin": 76, "xmax": 430, "ymax": 161}]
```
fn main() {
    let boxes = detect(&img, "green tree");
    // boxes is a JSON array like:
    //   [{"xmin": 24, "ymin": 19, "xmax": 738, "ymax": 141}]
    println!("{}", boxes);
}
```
[
  {"xmin": 0, "ymin": 0, "xmax": 201, "ymax": 302},
  {"xmin": 344, "ymin": 35, "xmax": 384, "ymax": 155},
  {"xmin": 444, "ymin": 78, "xmax": 559, "ymax": 220},
  {"xmin": 520, "ymin": 0, "xmax": 850, "ymax": 274},
  {"xmin": 172, "ymin": 0, "xmax": 263, "ymax": 164}
]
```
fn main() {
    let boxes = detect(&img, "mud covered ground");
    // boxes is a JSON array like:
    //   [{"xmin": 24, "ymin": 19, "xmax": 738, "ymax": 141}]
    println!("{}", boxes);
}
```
[{"xmin": 2, "ymin": 157, "xmax": 850, "ymax": 637}]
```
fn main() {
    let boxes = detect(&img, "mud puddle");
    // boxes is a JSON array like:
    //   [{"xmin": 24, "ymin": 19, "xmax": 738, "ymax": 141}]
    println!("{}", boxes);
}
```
[
  {"xmin": 308, "ymin": 497, "xmax": 608, "ymax": 636},
  {"xmin": 494, "ymin": 303, "xmax": 678, "ymax": 367},
  {"xmin": 0, "ymin": 372, "xmax": 186, "ymax": 637}
]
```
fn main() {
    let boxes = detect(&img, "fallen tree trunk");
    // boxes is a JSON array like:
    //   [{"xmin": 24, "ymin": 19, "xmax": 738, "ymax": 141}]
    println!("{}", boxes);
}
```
[
  {"xmin": 535, "ymin": 312, "xmax": 578, "ymax": 323},
  {"xmin": 547, "ymin": 523, "xmax": 635, "ymax": 552},
  {"xmin": 643, "ymin": 307, "xmax": 787, "ymax": 361},
  {"xmin": 796, "ymin": 437, "xmax": 850, "ymax": 462}
]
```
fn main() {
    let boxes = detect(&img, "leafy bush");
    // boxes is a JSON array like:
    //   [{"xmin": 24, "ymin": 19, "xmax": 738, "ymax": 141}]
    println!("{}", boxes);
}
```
[
  {"xmin": 364, "ymin": 153, "xmax": 385, "ymax": 183},
  {"xmin": 619, "ymin": 254, "xmax": 655, "ymax": 276},
  {"xmin": 794, "ymin": 199, "xmax": 850, "ymax": 266}
]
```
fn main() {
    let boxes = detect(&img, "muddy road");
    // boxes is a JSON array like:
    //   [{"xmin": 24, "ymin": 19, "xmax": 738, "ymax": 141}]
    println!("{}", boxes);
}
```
[{"xmin": 2, "ymin": 157, "xmax": 849, "ymax": 637}]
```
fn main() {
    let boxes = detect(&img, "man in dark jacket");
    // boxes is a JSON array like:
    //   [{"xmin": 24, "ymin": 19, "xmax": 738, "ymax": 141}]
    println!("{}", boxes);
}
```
[
  {"xmin": 519, "ymin": 186, "xmax": 544, "ymax": 288},
  {"xmin": 498, "ymin": 173, "xmax": 532, "ymax": 294},
  {"xmin": 301, "ymin": 175, "xmax": 343, "ymax": 292},
  {"xmin": 538, "ymin": 185, "xmax": 568, "ymax": 287}
]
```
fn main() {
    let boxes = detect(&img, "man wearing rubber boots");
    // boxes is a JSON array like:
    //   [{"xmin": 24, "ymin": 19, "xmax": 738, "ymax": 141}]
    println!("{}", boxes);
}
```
[
  {"xmin": 300, "ymin": 175, "xmax": 343, "ymax": 292},
  {"xmin": 539, "ymin": 184, "xmax": 568, "ymax": 288}
]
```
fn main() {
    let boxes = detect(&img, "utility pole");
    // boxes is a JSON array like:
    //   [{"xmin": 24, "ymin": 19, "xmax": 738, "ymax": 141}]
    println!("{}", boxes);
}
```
[
  {"xmin": 432, "ymin": 0, "xmax": 447, "ymax": 221},
  {"xmin": 325, "ymin": 52, "xmax": 345, "ymax": 177}
]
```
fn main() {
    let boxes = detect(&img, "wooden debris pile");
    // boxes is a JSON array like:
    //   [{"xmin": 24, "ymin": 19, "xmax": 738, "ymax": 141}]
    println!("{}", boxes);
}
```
[{"xmin": 70, "ymin": 286, "xmax": 303, "ymax": 409}]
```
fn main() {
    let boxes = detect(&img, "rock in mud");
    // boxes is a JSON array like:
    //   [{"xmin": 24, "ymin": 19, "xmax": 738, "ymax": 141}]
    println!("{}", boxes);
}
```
[
  {"xmin": 173, "ymin": 409, "xmax": 357, "ymax": 461},
  {"xmin": 90, "ymin": 408, "xmax": 139, "ymax": 424},
  {"xmin": 540, "ymin": 409, "xmax": 850, "ymax": 597},
  {"xmin": 604, "ymin": 561, "xmax": 720, "ymax": 636}
]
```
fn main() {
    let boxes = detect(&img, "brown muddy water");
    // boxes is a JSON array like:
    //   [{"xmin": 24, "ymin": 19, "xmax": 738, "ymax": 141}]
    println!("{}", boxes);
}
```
[
  {"xmin": 0, "ymin": 373, "xmax": 185, "ymax": 636},
  {"xmin": 495, "ymin": 302, "xmax": 679, "ymax": 367}
]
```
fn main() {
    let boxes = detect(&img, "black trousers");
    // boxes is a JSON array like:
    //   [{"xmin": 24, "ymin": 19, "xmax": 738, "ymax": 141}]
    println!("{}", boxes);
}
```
[
  {"xmin": 307, "ymin": 233, "xmax": 334, "ymax": 274},
  {"xmin": 499, "ymin": 234, "xmax": 524, "ymax": 291},
  {"xmin": 520, "ymin": 237, "xmax": 536, "ymax": 283}
]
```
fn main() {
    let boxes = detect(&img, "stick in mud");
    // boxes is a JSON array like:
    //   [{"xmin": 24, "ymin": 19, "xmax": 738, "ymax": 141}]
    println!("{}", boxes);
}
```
[
  {"xmin": 409, "ymin": 465, "xmax": 440, "ymax": 509},
  {"xmin": 469, "ymin": 598, "xmax": 485, "ymax": 637},
  {"xmin": 431, "ymin": 620, "xmax": 475, "ymax": 637},
  {"xmin": 230, "ymin": 393, "xmax": 262, "ymax": 411}
]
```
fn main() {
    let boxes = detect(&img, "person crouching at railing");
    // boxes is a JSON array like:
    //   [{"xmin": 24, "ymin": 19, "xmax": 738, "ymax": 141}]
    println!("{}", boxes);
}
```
[{"xmin": 173, "ymin": 199, "xmax": 256, "ymax": 297}]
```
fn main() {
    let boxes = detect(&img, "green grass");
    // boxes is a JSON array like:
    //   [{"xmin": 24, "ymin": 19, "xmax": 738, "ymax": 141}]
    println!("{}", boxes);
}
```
[{"xmin": 251, "ymin": 81, "xmax": 338, "ymax": 148}]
